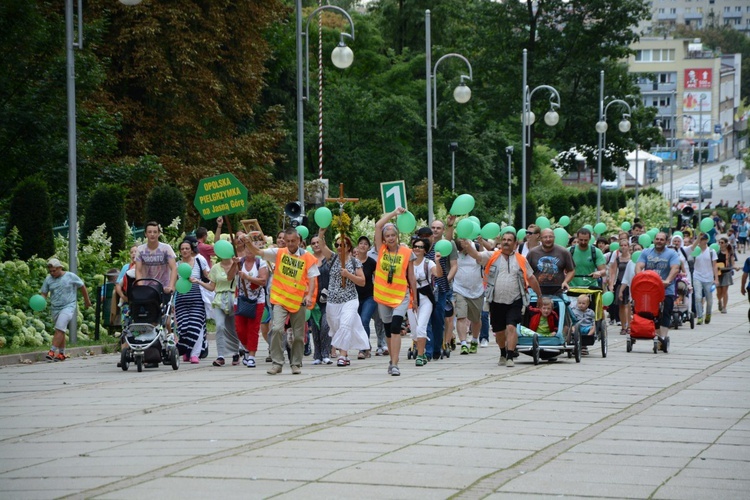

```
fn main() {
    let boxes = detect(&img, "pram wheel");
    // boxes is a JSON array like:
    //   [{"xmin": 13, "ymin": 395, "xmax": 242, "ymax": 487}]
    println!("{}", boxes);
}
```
[
  {"xmin": 532, "ymin": 333, "xmax": 540, "ymax": 366},
  {"xmin": 689, "ymin": 312, "xmax": 695, "ymax": 329},
  {"xmin": 663, "ymin": 336, "xmax": 670, "ymax": 354},
  {"xmin": 600, "ymin": 323, "xmax": 608, "ymax": 358},
  {"xmin": 574, "ymin": 331, "xmax": 581, "ymax": 363},
  {"xmin": 135, "ymin": 353, "xmax": 143, "ymax": 372},
  {"xmin": 407, "ymin": 348, "xmax": 414, "ymax": 360},
  {"xmin": 442, "ymin": 347, "xmax": 451, "ymax": 358},
  {"xmin": 626, "ymin": 339, "xmax": 632, "ymax": 352},
  {"xmin": 169, "ymin": 346, "xmax": 180, "ymax": 370},
  {"xmin": 120, "ymin": 348, "xmax": 130, "ymax": 371}
]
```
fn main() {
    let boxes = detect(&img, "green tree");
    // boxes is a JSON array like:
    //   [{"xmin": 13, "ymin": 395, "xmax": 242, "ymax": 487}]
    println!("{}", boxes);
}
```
[
  {"xmin": 145, "ymin": 186, "xmax": 186, "ymax": 230},
  {"xmin": 6, "ymin": 176, "xmax": 55, "ymax": 260},
  {"xmin": 82, "ymin": 184, "xmax": 127, "ymax": 256},
  {"xmin": 245, "ymin": 193, "xmax": 282, "ymax": 239}
]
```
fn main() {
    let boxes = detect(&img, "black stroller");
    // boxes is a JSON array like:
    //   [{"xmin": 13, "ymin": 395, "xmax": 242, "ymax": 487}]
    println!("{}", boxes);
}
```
[{"xmin": 120, "ymin": 279, "xmax": 179, "ymax": 372}]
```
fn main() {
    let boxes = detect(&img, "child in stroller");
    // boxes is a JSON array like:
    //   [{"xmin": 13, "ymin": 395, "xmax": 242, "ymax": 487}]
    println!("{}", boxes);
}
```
[{"xmin": 570, "ymin": 294, "xmax": 595, "ymax": 354}]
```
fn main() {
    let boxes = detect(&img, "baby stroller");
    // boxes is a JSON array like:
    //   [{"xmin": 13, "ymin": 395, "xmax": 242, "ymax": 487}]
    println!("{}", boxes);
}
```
[
  {"xmin": 566, "ymin": 286, "xmax": 608, "ymax": 358},
  {"xmin": 671, "ymin": 274, "xmax": 695, "ymax": 329},
  {"xmin": 627, "ymin": 270, "xmax": 668, "ymax": 353},
  {"xmin": 516, "ymin": 292, "xmax": 580, "ymax": 365},
  {"xmin": 120, "ymin": 279, "xmax": 179, "ymax": 372}
]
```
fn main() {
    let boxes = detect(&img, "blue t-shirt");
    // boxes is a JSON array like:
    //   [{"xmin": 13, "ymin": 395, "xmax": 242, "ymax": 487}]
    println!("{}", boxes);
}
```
[
  {"xmin": 637, "ymin": 247, "xmax": 681, "ymax": 296},
  {"xmin": 743, "ymin": 257, "xmax": 750, "ymax": 289},
  {"xmin": 41, "ymin": 272, "xmax": 84, "ymax": 314}
]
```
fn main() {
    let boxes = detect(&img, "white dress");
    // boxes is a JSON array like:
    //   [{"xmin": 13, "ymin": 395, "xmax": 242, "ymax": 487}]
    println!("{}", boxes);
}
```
[{"xmin": 327, "ymin": 254, "xmax": 371, "ymax": 351}]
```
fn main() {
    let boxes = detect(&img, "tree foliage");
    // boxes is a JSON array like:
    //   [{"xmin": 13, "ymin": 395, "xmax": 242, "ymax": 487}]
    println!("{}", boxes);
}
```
[
  {"xmin": 145, "ymin": 186, "xmax": 186, "ymax": 230},
  {"xmin": 6, "ymin": 176, "xmax": 55, "ymax": 260},
  {"xmin": 82, "ymin": 184, "xmax": 127, "ymax": 256}
]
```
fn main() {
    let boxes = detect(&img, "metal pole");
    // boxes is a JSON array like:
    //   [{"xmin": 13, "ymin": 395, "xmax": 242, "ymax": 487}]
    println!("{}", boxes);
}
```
[
  {"xmin": 296, "ymin": 0, "xmax": 305, "ymax": 213},
  {"xmin": 670, "ymin": 90, "xmax": 676, "ymax": 221},
  {"xmin": 521, "ymin": 49, "xmax": 528, "ymax": 228},
  {"xmin": 507, "ymin": 148, "xmax": 513, "ymax": 224},
  {"xmin": 65, "ymin": 0, "xmax": 78, "ymax": 344},
  {"xmin": 698, "ymin": 95, "xmax": 704, "ymax": 222},
  {"xmin": 635, "ymin": 146, "xmax": 639, "ymax": 219},
  {"xmin": 425, "ymin": 10, "xmax": 434, "ymax": 224},
  {"xmin": 596, "ymin": 70, "xmax": 604, "ymax": 224},
  {"xmin": 451, "ymin": 150, "xmax": 455, "ymax": 192}
]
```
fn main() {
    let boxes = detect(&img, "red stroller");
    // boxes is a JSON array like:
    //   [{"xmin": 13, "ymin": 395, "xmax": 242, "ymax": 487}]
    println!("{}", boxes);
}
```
[{"xmin": 627, "ymin": 271, "xmax": 668, "ymax": 353}]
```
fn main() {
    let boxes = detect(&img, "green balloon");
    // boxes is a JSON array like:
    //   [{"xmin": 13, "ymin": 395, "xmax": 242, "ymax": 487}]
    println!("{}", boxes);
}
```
[
  {"xmin": 602, "ymin": 291, "xmax": 615, "ymax": 307},
  {"xmin": 609, "ymin": 242, "xmax": 620, "ymax": 252},
  {"xmin": 306, "ymin": 245, "xmax": 313, "ymax": 254},
  {"xmin": 536, "ymin": 216, "xmax": 551, "ymax": 229},
  {"xmin": 177, "ymin": 262, "xmax": 192, "ymax": 279},
  {"xmin": 214, "ymin": 240, "xmax": 235, "ymax": 259},
  {"xmin": 305, "ymin": 308, "xmax": 311, "ymax": 321},
  {"xmin": 700, "ymin": 217, "xmax": 715, "ymax": 233},
  {"xmin": 594, "ymin": 222, "xmax": 607, "ymax": 235},
  {"xmin": 553, "ymin": 227, "xmax": 569, "ymax": 246},
  {"xmin": 673, "ymin": 231, "xmax": 683, "ymax": 238},
  {"xmin": 516, "ymin": 229, "xmax": 527, "ymax": 241},
  {"xmin": 434, "ymin": 239, "xmax": 452, "ymax": 256},
  {"xmin": 583, "ymin": 224, "xmax": 594, "ymax": 234},
  {"xmin": 480, "ymin": 222, "xmax": 501, "ymax": 240},
  {"xmin": 469, "ymin": 222, "xmax": 481, "ymax": 240},
  {"xmin": 710, "ymin": 243, "xmax": 720, "ymax": 252},
  {"xmin": 467, "ymin": 215, "xmax": 481, "ymax": 226},
  {"xmin": 631, "ymin": 250, "xmax": 642, "ymax": 264},
  {"xmin": 638, "ymin": 234, "xmax": 652, "ymax": 247},
  {"xmin": 691, "ymin": 246, "xmax": 702, "ymax": 257},
  {"xmin": 296, "ymin": 225, "xmax": 309, "ymax": 240},
  {"xmin": 29, "ymin": 294, "xmax": 47, "ymax": 312},
  {"xmin": 502, "ymin": 225, "xmax": 516, "ymax": 236},
  {"xmin": 314, "ymin": 207, "xmax": 333, "ymax": 229},
  {"xmin": 456, "ymin": 219, "xmax": 474, "ymax": 239},
  {"xmin": 396, "ymin": 211, "xmax": 416, "ymax": 234},
  {"xmin": 650, "ymin": 227, "xmax": 659, "ymax": 235},
  {"xmin": 176, "ymin": 277, "xmax": 192, "ymax": 294},
  {"xmin": 559, "ymin": 215, "xmax": 570, "ymax": 228},
  {"xmin": 621, "ymin": 221, "xmax": 632, "ymax": 231},
  {"xmin": 450, "ymin": 194, "xmax": 475, "ymax": 216},
  {"xmin": 648, "ymin": 228, "xmax": 659, "ymax": 239}
]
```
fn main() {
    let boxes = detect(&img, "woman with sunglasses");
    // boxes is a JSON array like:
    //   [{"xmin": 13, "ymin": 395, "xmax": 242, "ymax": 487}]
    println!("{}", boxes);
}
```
[
  {"xmin": 316, "ymin": 228, "xmax": 369, "ymax": 366},
  {"xmin": 716, "ymin": 238, "xmax": 736, "ymax": 313},
  {"xmin": 409, "ymin": 237, "xmax": 444, "ymax": 366},
  {"xmin": 374, "ymin": 208, "xmax": 418, "ymax": 376}
]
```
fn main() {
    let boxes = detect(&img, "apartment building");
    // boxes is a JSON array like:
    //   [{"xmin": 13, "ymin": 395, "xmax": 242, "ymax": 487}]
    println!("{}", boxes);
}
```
[
  {"xmin": 628, "ymin": 37, "xmax": 743, "ymax": 164},
  {"xmin": 643, "ymin": 0, "xmax": 750, "ymax": 35}
]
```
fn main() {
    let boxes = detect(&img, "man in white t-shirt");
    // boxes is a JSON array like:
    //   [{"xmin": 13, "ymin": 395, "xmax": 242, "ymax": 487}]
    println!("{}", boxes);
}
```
[
  {"xmin": 692, "ymin": 233, "xmax": 719, "ymax": 325},
  {"xmin": 453, "ymin": 239, "xmax": 486, "ymax": 353}
]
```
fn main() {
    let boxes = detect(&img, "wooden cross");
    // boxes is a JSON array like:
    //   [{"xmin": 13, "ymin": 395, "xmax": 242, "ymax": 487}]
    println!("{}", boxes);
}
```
[{"xmin": 325, "ymin": 183, "xmax": 359, "ymax": 286}]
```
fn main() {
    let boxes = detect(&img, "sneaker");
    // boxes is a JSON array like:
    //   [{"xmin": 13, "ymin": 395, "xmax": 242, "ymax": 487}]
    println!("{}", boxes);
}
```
[
  {"xmin": 697, "ymin": 317, "xmax": 704, "ymax": 325},
  {"xmin": 212, "ymin": 358, "xmax": 225, "ymax": 367},
  {"xmin": 415, "ymin": 355, "xmax": 427, "ymax": 366},
  {"xmin": 460, "ymin": 344, "xmax": 469, "ymax": 355},
  {"xmin": 391, "ymin": 365, "xmax": 400, "ymax": 376},
  {"xmin": 469, "ymin": 341, "xmax": 478, "ymax": 354},
  {"xmin": 267, "ymin": 364, "xmax": 283, "ymax": 375},
  {"xmin": 705, "ymin": 314, "xmax": 712, "ymax": 324},
  {"xmin": 304, "ymin": 344, "xmax": 312, "ymax": 356},
  {"xmin": 323, "ymin": 357, "xmax": 333, "ymax": 365},
  {"xmin": 337, "ymin": 357, "xmax": 347, "ymax": 367},
  {"xmin": 54, "ymin": 353, "xmax": 66, "ymax": 362},
  {"xmin": 46, "ymin": 350, "xmax": 55, "ymax": 361},
  {"xmin": 505, "ymin": 356, "xmax": 514, "ymax": 367},
  {"xmin": 498, "ymin": 355, "xmax": 505, "ymax": 366},
  {"xmin": 246, "ymin": 356, "xmax": 256, "ymax": 368},
  {"xmin": 480, "ymin": 339, "xmax": 489, "ymax": 348},
  {"xmin": 291, "ymin": 365, "xmax": 302, "ymax": 375},
  {"xmin": 382, "ymin": 348, "xmax": 389, "ymax": 356},
  {"xmin": 375, "ymin": 347, "xmax": 384, "ymax": 356},
  {"xmin": 387, "ymin": 362, "xmax": 393, "ymax": 375},
  {"xmin": 232, "ymin": 354, "xmax": 240, "ymax": 366},
  {"xmin": 312, "ymin": 359, "xmax": 322, "ymax": 365},
  {"xmin": 190, "ymin": 356, "xmax": 200, "ymax": 364}
]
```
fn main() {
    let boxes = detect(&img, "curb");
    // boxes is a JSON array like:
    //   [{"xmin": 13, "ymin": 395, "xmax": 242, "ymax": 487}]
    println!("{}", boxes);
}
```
[{"xmin": 0, "ymin": 343, "xmax": 119, "ymax": 367}]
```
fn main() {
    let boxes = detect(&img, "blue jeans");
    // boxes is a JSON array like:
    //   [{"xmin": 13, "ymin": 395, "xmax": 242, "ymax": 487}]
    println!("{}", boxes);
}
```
[
  {"xmin": 358, "ymin": 296, "xmax": 383, "ymax": 349},
  {"xmin": 480, "ymin": 310, "xmax": 490, "ymax": 342},
  {"xmin": 426, "ymin": 289, "xmax": 449, "ymax": 357}
]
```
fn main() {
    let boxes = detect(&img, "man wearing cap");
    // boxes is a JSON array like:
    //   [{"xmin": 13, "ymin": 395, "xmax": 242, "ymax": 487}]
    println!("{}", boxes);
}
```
[{"xmin": 41, "ymin": 259, "xmax": 92, "ymax": 361}]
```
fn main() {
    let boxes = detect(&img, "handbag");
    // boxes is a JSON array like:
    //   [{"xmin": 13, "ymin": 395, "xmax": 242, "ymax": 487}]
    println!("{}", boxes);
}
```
[{"xmin": 236, "ymin": 259, "xmax": 258, "ymax": 318}]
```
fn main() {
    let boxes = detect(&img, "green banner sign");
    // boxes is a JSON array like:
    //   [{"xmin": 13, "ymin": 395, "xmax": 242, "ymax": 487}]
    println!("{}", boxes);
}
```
[{"xmin": 194, "ymin": 173, "xmax": 248, "ymax": 219}]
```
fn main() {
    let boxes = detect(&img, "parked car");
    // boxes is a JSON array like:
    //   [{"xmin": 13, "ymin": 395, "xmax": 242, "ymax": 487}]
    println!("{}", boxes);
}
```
[
  {"xmin": 678, "ymin": 183, "xmax": 711, "ymax": 202},
  {"xmin": 601, "ymin": 180, "xmax": 619, "ymax": 190}
]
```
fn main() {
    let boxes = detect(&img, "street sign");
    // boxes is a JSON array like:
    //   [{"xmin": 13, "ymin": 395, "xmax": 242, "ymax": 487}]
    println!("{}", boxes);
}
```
[
  {"xmin": 714, "ymin": 124, "xmax": 721, "ymax": 134},
  {"xmin": 194, "ymin": 173, "xmax": 249, "ymax": 219},
  {"xmin": 738, "ymin": 173, "xmax": 746, "ymax": 184},
  {"xmin": 380, "ymin": 180, "xmax": 407, "ymax": 213}
]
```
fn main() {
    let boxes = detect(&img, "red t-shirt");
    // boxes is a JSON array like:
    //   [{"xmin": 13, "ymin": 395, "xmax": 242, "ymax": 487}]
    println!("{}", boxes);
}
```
[{"xmin": 197, "ymin": 241, "xmax": 214, "ymax": 267}]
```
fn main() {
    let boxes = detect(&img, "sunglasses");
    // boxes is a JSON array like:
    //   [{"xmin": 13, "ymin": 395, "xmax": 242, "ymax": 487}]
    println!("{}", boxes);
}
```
[
  {"xmin": 413, "ymin": 245, "xmax": 425, "ymax": 249},
  {"xmin": 334, "ymin": 243, "xmax": 347, "ymax": 248}
]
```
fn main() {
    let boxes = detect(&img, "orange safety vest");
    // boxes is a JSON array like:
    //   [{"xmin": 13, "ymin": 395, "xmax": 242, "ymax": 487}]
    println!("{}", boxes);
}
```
[
  {"xmin": 373, "ymin": 245, "xmax": 412, "ymax": 308},
  {"xmin": 270, "ymin": 248, "xmax": 316, "ymax": 313},
  {"xmin": 483, "ymin": 251, "xmax": 529, "ymax": 290}
]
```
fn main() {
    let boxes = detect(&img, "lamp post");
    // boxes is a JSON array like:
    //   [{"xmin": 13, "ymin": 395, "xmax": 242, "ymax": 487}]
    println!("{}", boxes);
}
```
[
  {"xmin": 426, "ymin": 9, "xmax": 472, "ymax": 223},
  {"xmin": 449, "ymin": 141, "xmax": 458, "ymax": 192},
  {"xmin": 521, "ymin": 48, "xmax": 561, "ymax": 228},
  {"xmin": 64, "ymin": 0, "xmax": 141, "ymax": 343},
  {"xmin": 506, "ymin": 146, "xmax": 514, "ymax": 224},
  {"xmin": 296, "ymin": 0, "xmax": 355, "ymax": 213},
  {"xmin": 595, "ymin": 71, "xmax": 631, "ymax": 224},
  {"xmin": 684, "ymin": 94, "xmax": 720, "ymax": 222}
]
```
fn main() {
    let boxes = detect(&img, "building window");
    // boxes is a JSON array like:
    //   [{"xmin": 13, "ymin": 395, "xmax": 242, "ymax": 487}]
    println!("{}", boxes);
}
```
[
  {"xmin": 736, "ymin": 6, "xmax": 741, "ymax": 12},
  {"xmin": 670, "ymin": 8, "xmax": 676, "ymax": 13},
  {"xmin": 658, "ymin": 8, "xmax": 665, "ymax": 13},
  {"xmin": 723, "ymin": 6, "xmax": 730, "ymax": 13}
]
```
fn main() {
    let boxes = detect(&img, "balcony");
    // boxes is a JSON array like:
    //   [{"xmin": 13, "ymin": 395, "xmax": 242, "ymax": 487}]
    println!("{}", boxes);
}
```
[
  {"xmin": 722, "ymin": 12, "xmax": 743, "ymax": 19},
  {"xmin": 656, "ymin": 13, "xmax": 678, "ymax": 21},
  {"xmin": 684, "ymin": 13, "xmax": 703, "ymax": 20}
]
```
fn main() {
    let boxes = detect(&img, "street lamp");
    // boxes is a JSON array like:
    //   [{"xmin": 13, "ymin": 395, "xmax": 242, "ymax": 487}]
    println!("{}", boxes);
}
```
[
  {"xmin": 506, "ymin": 146, "xmax": 514, "ymax": 224},
  {"xmin": 595, "ymin": 70, "xmax": 631, "ymax": 224},
  {"xmin": 426, "ymin": 9, "xmax": 472, "ymax": 223},
  {"xmin": 449, "ymin": 141, "xmax": 458, "ymax": 192},
  {"xmin": 296, "ymin": 0, "xmax": 355, "ymax": 213},
  {"xmin": 521, "ymin": 48, "xmax": 561, "ymax": 228},
  {"xmin": 64, "ymin": 0, "xmax": 140, "ymax": 343},
  {"xmin": 684, "ymin": 94, "xmax": 721, "ymax": 222}
]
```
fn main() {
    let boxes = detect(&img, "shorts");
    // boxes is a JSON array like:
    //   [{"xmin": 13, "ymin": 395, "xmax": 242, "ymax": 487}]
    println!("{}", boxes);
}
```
[
  {"xmin": 53, "ymin": 309, "xmax": 75, "ymax": 332},
  {"xmin": 719, "ymin": 271, "xmax": 733, "ymax": 287},
  {"xmin": 261, "ymin": 303, "xmax": 272, "ymax": 324},
  {"xmin": 660, "ymin": 295, "xmax": 675, "ymax": 328},
  {"xmin": 489, "ymin": 299, "xmax": 523, "ymax": 333},
  {"xmin": 579, "ymin": 325, "xmax": 592, "ymax": 335},
  {"xmin": 377, "ymin": 293, "xmax": 410, "ymax": 325},
  {"xmin": 739, "ymin": 236, "xmax": 747, "ymax": 245},
  {"xmin": 455, "ymin": 294, "xmax": 483, "ymax": 323}
]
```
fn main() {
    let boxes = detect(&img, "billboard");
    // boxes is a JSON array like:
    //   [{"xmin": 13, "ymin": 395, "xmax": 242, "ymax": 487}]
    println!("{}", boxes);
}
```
[
  {"xmin": 684, "ymin": 68, "xmax": 712, "ymax": 89},
  {"xmin": 683, "ymin": 91, "xmax": 711, "ymax": 113}
]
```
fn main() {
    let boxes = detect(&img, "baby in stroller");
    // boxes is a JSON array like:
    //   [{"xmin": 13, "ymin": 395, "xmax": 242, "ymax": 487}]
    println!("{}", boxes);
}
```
[{"xmin": 571, "ymin": 294, "xmax": 596, "ymax": 354}]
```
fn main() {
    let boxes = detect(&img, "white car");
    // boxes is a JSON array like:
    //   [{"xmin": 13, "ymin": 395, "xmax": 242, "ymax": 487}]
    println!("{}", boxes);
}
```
[
  {"xmin": 678, "ymin": 183, "xmax": 709, "ymax": 202},
  {"xmin": 600, "ymin": 180, "xmax": 619, "ymax": 190}
]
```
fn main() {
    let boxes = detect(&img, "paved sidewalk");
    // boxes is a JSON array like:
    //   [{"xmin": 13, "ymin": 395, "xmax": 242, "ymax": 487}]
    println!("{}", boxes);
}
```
[{"xmin": 1, "ymin": 285, "xmax": 749, "ymax": 499}]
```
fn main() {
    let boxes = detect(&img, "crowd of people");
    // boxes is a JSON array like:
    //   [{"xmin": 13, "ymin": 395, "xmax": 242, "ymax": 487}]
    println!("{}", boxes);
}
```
[{"xmin": 39, "ymin": 205, "xmax": 750, "ymax": 367}]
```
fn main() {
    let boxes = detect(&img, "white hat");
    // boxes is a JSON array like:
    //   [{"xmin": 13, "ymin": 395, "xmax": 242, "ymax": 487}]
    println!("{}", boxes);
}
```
[{"xmin": 47, "ymin": 258, "xmax": 63, "ymax": 268}]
